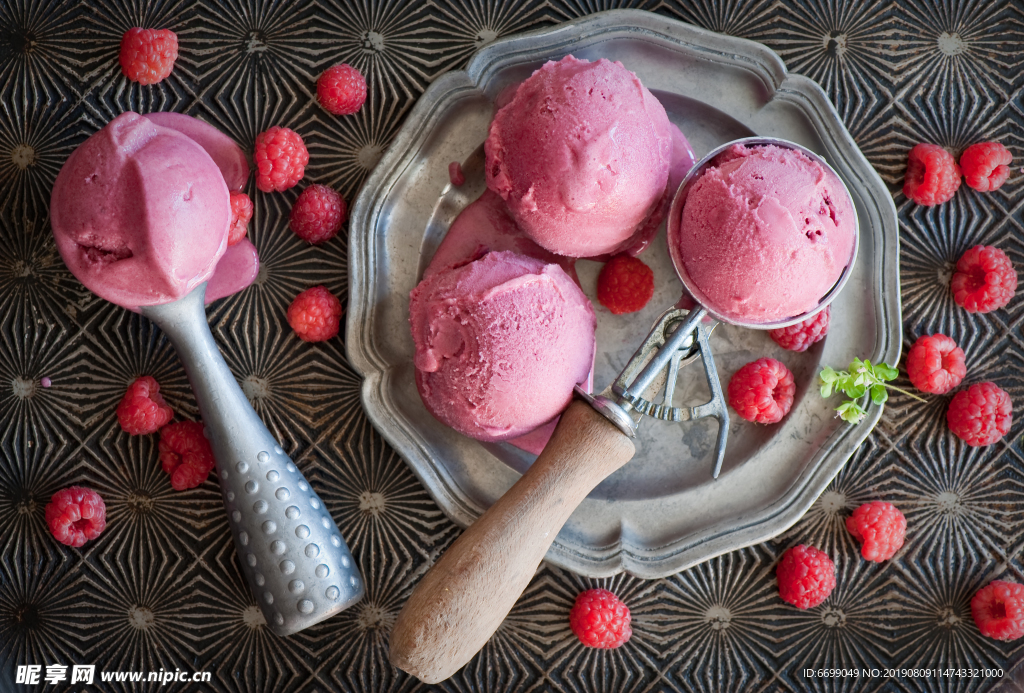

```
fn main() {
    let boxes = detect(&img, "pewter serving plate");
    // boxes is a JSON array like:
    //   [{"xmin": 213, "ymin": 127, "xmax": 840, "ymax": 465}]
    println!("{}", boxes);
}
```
[{"xmin": 347, "ymin": 9, "xmax": 900, "ymax": 578}]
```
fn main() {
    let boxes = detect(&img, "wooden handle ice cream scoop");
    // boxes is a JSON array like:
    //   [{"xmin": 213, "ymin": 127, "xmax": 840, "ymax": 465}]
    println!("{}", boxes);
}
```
[{"xmin": 389, "ymin": 305, "xmax": 725, "ymax": 683}]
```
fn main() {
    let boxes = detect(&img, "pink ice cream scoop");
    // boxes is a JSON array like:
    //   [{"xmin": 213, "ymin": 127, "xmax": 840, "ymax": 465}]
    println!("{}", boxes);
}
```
[
  {"xmin": 410, "ymin": 250, "xmax": 596, "ymax": 442},
  {"xmin": 484, "ymin": 55, "xmax": 672, "ymax": 258},
  {"xmin": 671, "ymin": 142, "xmax": 857, "ymax": 324},
  {"xmin": 51, "ymin": 111, "xmax": 230, "ymax": 310}
]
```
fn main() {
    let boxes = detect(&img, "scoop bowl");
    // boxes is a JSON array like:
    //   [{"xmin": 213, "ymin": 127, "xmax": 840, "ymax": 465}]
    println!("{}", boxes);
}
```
[{"xmin": 666, "ymin": 136, "xmax": 860, "ymax": 330}]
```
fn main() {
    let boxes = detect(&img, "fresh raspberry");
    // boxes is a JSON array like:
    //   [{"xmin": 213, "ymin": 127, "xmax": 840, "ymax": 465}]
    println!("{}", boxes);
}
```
[
  {"xmin": 596, "ymin": 255, "xmax": 654, "ymax": 315},
  {"xmin": 845, "ymin": 501, "xmax": 906, "ymax": 562},
  {"xmin": 903, "ymin": 143, "xmax": 961, "ymax": 206},
  {"xmin": 947, "ymin": 382, "xmax": 1012, "ymax": 447},
  {"xmin": 972, "ymin": 580, "xmax": 1024, "ymax": 641},
  {"xmin": 906, "ymin": 334, "xmax": 966, "ymax": 394},
  {"xmin": 727, "ymin": 357, "xmax": 795, "ymax": 424},
  {"xmin": 776, "ymin": 545, "xmax": 836, "ymax": 609},
  {"xmin": 228, "ymin": 191, "xmax": 253, "ymax": 246},
  {"xmin": 289, "ymin": 184, "xmax": 346, "ymax": 244},
  {"xmin": 950, "ymin": 245, "xmax": 1017, "ymax": 313},
  {"xmin": 119, "ymin": 28, "xmax": 178, "ymax": 86},
  {"xmin": 254, "ymin": 126, "xmax": 308, "ymax": 193},
  {"xmin": 46, "ymin": 487, "xmax": 107, "ymax": 548},
  {"xmin": 769, "ymin": 306, "xmax": 830, "ymax": 352},
  {"xmin": 116, "ymin": 376, "xmax": 174, "ymax": 435},
  {"xmin": 159, "ymin": 421, "xmax": 215, "ymax": 491},
  {"xmin": 316, "ymin": 64, "xmax": 367, "ymax": 116},
  {"xmin": 568, "ymin": 588, "xmax": 632, "ymax": 649},
  {"xmin": 287, "ymin": 286, "xmax": 343, "ymax": 342},
  {"xmin": 960, "ymin": 142, "xmax": 1013, "ymax": 192}
]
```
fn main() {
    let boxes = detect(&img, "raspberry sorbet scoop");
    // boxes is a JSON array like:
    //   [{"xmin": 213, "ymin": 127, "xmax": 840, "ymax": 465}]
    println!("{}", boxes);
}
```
[
  {"xmin": 485, "ymin": 55, "xmax": 672, "ymax": 258},
  {"xmin": 50, "ymin": 112, "xmax": 231, "ymax": 310},
  {"xmin": 674, "ymin": 144, "xmax": 857, "ymax": 323},
  {"xmin": 409, "ymin": 251, "xmax": 595, "ymax": 442}
]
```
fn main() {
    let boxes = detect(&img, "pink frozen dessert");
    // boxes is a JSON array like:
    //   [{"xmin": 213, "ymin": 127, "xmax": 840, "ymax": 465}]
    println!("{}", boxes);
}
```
[
  {"xmin": 484, "ymin": 55, "xmax": 673, "ymax": 258},
  {"xmin": 51, "ymin": 111, "xmax": 257, "ymax": 310},
  {"xmin": 410, "ymin": 251, "xmax": 595, "ymax": 442},
  {"xmin": 672, "ymin": 144, "xmax": 857, "ymax": 324}
]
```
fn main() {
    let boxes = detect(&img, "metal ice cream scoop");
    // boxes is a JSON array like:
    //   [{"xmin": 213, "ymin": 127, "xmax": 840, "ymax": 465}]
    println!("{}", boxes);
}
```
[
  {"xmin": 142, "ymin": 284, "xmax": 363, "ymax": 636},
  {"xmin": 389, "ymin": 137, "xmax": 859, "ymax": 683}
]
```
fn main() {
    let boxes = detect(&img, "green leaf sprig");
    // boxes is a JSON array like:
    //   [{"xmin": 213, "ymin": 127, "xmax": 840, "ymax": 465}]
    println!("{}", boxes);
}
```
[{"xmin": 819, "ymin": 358, "xmax": 926, "ymax": 424}]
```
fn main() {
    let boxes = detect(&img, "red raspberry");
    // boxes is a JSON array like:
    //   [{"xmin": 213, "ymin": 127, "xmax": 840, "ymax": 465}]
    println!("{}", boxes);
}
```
[
  {"xmin": 568, "ymin": 588, "xmax": 632, "ymax": 648},
  {"xmin": 159, "ymin": 421, "xmax": 215, "ymax": 491},
  {"xmin": 950, "ymin": 245, "xmax": 1017, "ymax": 313},
  {"xmin": 776, "ymin": 545, "xmax": 836, "ymax": 609},
  {"xmin": 972, "ymin": 580, "xmax": 1024, "ymax": 641},
  {"xmin": 254, "ymin": 126, "xmax": 308, "ymax": 193},
  {"xmin": 727, "ymin": 357, "xmax": 795, "ymax": 424},
  {"xmin": 316, "ymin": 64, "xmax": 367, "ymax": 116},
  {"xmin": 116, "ymin": 376, "xmax": 174, "ymax": 435},
  {"xmin": 903, "ymin": 143, "xmax": 961, "ymax": 206},
  {"xmin": 960, "ymin": 142, "xmax": 1013, "ymax": 192},
  {"xmin": 906, "ymin": 334, "xmax": 966, "ymax": 394},
  {"xmin": 596, "ymin": 255, "xmax": 654, "ymax": 315},
  {"xmin": 46, "ymin": 487, "xmax": 107, "ymax": 548},
  {"xmin": 289, "ymin": 184, "xmax": 346, "ymax": 244},
  {"xmin": 228, "ymin": 191, "xmax": 253, "ymax": 246},
  {"xmin": 287, "ymin": 286, "xmax": 343, "ymax": 342},
  {"xmin": 947, "ymin": 382, "xmax": 1012, "ymax": 447},
  {"xmin": 845, "ymin": 501, "xmax": 906, "ymax": 562},
  {"xmin": 769, "ymin": 306, "xmax": 830, "ymax": 352},
  {"xmin": 119, "ymin": 28, "xmax": 178, "ymax": 86}
]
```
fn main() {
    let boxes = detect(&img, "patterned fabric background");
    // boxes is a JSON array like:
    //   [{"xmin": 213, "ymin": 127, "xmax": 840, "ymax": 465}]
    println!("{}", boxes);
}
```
[{"xmin": 1, "ymin": 0, "xmax": 1023, "ymax": 691}]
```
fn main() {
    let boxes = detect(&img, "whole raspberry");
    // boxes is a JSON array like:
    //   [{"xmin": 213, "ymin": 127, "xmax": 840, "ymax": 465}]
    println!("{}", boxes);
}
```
[
  {"xmin": 46, "ymin": 487, "xmax": 107, "ymax": 548},
  {"xmin": 947, "ymin": 381, "xmax": 1012, "ymax": 447},
  {"xmin": 776, "ymin": 545, "xmax": 836, "ymax": 609},
  {"xmin": 254, "ymin": 126, "xmax": 309, "ymax": 193},
  {"xmin": 972, "ymin": 580, "xmax": 1024, "ymax": 641},
  {"xmin": 596, "ymin": 255, "xmax": 654, "ymax": 315},
  {"xmin": 960, "ymin": 142, "xmax": 1013, "ymax": 192},
  {"xmin": 727, "ymin": 357, "xmax": 795, "ymax": 424},
  {"xmin": 228, "ymin": 191, "xmax": 253, "ymax": 246},
  {"xmin": 951, "ymin": 245, "xmax": 1017, "ymax": 313},
  {"xmin": 569, "ymin": 588, "xmax": 632, "ymax": 649},
  {"xmin": 159, "ymin": 421, "xmax": 215, "ymax": 491},
  {"xmin": 289, "ymin": 184, "xmax": 346, "ymax": 244},
  {"xmin": 316, "ymin": 64, "xmax": 367, "ymax": 116},
  {"xmin": 845, "ymin": 501, "xmax": 906, "ymax": 562},
  {"xmin": 906, "ymin": 334, "xmax": 966, "ymax": 394},
  {"xmin": 116, "ymin": 376, "xmax": 174, "ymax": 435},
  {"xmin": 769, "ymin": 306, "xmax": 830, "ymax": 352},
  {"xmin": 287, "ymin": 286, "xmax": 343, "ymax": 342},
  {"xmin": 903, "ymin": 143, "xmax": 961, "ymax": 206},
  {"xmin": 119, "ymin": 28, "xmax": 178, "ymax": 86}
]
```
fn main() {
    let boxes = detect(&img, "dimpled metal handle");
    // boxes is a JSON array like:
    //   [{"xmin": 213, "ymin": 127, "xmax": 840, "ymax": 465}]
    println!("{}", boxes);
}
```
[{"xmin": 142, "ymin": 284, "xmax": 364, "ymax": 636}]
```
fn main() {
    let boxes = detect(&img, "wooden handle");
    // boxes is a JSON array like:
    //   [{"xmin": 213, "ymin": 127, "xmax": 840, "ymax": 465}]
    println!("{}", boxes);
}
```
[{"xmin": 388, "ymin": 399, "xmax": 636, "ymax": 683}]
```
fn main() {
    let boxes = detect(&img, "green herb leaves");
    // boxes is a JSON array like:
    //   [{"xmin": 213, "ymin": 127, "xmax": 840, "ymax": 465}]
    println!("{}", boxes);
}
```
[{"xmin": 819, "ymin": 358, "xmax": 920, "ymax": 424}]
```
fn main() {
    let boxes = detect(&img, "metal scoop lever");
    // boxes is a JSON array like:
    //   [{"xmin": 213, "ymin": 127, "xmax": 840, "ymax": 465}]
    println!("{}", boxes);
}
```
[
  {"xmin": 142, "ymin": 284, "xmax": 363, "ymax": 636},
  {"xmin": 611, "ymin": 306, "xmax": 728, "ymax": 478}
]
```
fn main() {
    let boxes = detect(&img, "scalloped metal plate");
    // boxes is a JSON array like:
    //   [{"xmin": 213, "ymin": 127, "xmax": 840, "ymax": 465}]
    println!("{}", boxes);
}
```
[{"xmin": 347, "ymin": 9, "xmax": 900, "ymax": 578}]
